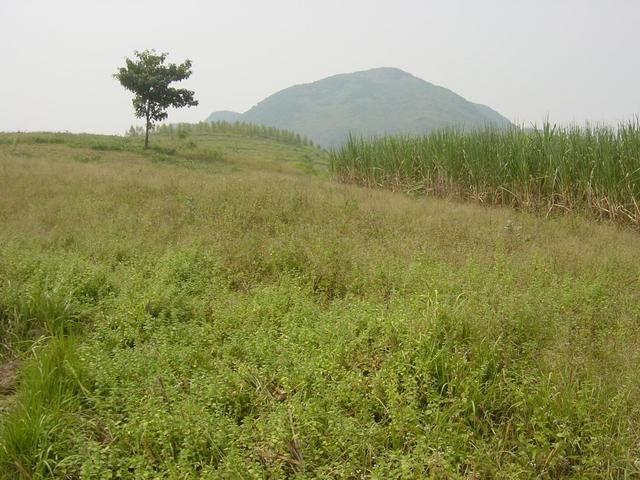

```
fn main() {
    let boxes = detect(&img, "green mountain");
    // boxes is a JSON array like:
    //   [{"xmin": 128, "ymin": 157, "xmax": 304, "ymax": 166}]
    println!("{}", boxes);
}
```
[{"xmin": 207, "ymin": 67, "xmax": 511, "ymax": 147}]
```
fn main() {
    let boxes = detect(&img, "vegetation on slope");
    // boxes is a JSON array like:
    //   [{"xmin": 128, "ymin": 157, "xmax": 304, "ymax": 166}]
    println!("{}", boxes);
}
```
[
  {"xmin": 208, "ymin": 67, "xmax": 511, "ymax": 147},
  {"xmin": 0, "ymin": 125, "xmax": 328, "ymax": 176},
  {"xmin": 0, "ymin": 136, "xmax": 638, "ymax": 478},
  {"xmin": 156, "ymin": 121, "xmax": 317, "ymax": 148},
  {"xmin": 330, "ymin": 122, "xmax": 640, "ymax": 226}
]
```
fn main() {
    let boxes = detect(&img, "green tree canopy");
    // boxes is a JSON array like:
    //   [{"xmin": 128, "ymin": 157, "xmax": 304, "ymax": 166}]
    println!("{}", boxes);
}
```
[{"xmin": 114, "ymin": 50, "xmax": 198, "ymax": 148}]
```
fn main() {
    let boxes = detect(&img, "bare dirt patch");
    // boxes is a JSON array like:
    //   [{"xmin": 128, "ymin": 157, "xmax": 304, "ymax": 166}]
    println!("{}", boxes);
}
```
[{"xmin": 0, "ymin": 359, "xmax": 18, "ymax": 414}]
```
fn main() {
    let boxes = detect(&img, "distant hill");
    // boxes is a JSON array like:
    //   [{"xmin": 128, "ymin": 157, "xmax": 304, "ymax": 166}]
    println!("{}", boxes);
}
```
[
  {"xmin": 207, "ymin": 67, "xmax": 512, "ymax": 147},
  {"xmin": 206, "ymin": 110, "xmax": 242, "ymax": 122}
]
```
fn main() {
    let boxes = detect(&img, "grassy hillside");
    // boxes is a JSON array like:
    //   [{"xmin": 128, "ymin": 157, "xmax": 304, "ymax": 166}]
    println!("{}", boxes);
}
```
[
  {"xmin": 0, "ymin": 125, "xmax": 328, "ymax": 176},
  {"xmin": 1, "ymin": 133, "xmax": 639, "ymax": 478},
  {"xmin": 157, "ymin": 121, "xmax": 318, "ymax": 148},
  {"xmin": 209, "ymin": 67, "xmax": 511, "ymax": 148},
  {"xmin": 331, "ymin": 122, "xmax": 640, "ymax": 226}
]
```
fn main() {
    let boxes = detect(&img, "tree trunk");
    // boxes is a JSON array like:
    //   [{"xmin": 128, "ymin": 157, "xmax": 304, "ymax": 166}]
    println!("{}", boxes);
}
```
[{"xmin": 144, "ymin": 107, "xmax": 150, "ymax": 149}]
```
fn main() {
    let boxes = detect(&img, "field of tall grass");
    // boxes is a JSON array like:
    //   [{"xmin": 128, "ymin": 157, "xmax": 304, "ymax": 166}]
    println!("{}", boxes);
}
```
[
  {"xmin": 1, "ymin": 135, "xmax": 639, "ymax": 478},
  {"xmin": 330, "ymin": 122, "xmax": 640, "ymax": 225}
]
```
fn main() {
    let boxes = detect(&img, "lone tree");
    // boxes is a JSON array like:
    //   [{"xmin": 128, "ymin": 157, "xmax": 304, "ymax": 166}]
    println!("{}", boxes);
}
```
[{"xmin": 114, "ymin": 50, "xmax": 198, "ymax": 149}]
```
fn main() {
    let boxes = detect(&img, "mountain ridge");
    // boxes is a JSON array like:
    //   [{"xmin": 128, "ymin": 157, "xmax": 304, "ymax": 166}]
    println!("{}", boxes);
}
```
[{"xmin": 206, "ymin": 110, "xmax": 242, "ymax": 122}]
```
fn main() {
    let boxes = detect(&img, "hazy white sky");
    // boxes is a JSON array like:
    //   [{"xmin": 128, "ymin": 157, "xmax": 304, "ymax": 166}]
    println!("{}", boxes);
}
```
[{"xmin": 1, "ymin": 0, "xmax": 638, "ymax": 134}]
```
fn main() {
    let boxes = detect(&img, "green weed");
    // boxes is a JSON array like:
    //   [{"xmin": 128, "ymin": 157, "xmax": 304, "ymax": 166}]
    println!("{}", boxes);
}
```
[{"xmin": 0, "ymin": 136, "xmax": 639, "ymax": 477}]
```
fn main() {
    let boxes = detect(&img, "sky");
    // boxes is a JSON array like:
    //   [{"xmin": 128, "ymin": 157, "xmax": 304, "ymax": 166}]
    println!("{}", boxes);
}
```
[{"xmin": 1, "ymin": 0, "xmax": 639, "ymax": 134}]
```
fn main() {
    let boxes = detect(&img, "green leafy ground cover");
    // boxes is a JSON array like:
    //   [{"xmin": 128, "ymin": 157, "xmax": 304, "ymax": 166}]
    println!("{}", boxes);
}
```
[{"xmin": 0, "ymin": 134, "xmax": 639, "ymax": 478}]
